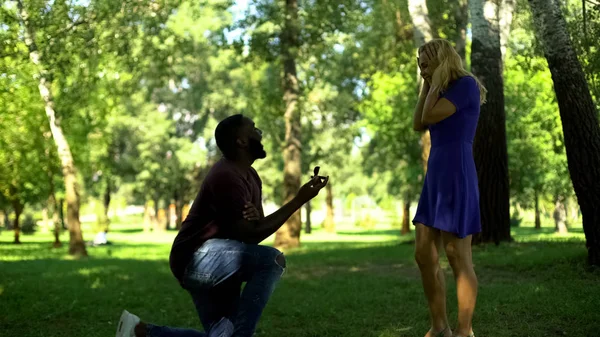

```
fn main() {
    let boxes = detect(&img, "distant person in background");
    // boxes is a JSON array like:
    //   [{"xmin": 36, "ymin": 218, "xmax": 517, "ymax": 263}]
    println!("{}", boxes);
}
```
[
  {"xmin": 115, "ymin": 114, "xmax": 328, "ymax": 337},
  {"xmin": 93, "ymin": 230, "xmax": 108, "ymax": 246},
  {"xmin": 412, "ymin": 39, "xmax": 487, "ymax": 337}
]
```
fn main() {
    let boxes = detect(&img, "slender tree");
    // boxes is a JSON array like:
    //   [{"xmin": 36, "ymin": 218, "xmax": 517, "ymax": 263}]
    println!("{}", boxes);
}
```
[
  {"xmin": 529, "ymin": 0, "xmax": 600, "ymax": 266},
  {"xmin": 470, "ymin": 0, "xmax": 512, "ymax": 244}
]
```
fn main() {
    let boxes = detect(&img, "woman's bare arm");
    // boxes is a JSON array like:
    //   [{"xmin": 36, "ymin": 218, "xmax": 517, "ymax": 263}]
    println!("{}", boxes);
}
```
[{"xmin": 413, "ymin": 81, "xmax": 430, "ymax": 131}]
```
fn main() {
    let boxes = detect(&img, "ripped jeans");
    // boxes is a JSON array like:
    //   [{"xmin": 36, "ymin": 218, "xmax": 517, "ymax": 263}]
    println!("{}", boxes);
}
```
[{"xmin": 146, "ymin": 239, "xmax": 286, "ymax": 337}]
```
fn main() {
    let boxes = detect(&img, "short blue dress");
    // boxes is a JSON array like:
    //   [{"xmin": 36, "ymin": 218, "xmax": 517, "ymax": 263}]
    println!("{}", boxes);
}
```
[{"xmin": 412, "ymin": 76, "xmax": 482, "ymax": 238}]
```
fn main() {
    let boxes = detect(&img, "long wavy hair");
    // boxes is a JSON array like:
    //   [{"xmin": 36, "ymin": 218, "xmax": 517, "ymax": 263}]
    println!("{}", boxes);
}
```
[{"xmin": 419, "ymin": 39, "xmax": 487, "ymax": 105}]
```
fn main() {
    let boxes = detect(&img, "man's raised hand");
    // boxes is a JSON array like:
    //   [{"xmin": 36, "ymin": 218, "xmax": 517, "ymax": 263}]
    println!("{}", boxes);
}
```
[{"xmin": 296, "ymin": 166, "xmax": 329, "ymax": 204}]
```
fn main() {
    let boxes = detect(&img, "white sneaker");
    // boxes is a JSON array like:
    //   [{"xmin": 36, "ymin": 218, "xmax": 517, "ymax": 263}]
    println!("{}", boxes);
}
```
[{"xmin": 115, "ymin": 310, "xmax": 140, "ymax": 337}]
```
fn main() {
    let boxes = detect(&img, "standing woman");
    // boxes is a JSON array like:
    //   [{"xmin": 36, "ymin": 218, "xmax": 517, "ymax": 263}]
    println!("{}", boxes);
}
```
[{"xmin": 412, "ymin": 39, "xmax": 487, "ymax": 337}]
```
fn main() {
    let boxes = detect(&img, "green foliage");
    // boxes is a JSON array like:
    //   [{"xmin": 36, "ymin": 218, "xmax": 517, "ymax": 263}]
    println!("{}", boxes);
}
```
[
  {"xmin": 505, "ymin": 51, "xmax": 572, "ymax": 207},
  {"xmin": 0, "ymin": 53, "xmax": 53, "ymax": 212},
  {"xmin": 20, "ymin": 213, "xmax": 36, "ymax": 235},
  {"xmin": 1, "ymin": 0, "xmax": 598, "ymax": 230}
]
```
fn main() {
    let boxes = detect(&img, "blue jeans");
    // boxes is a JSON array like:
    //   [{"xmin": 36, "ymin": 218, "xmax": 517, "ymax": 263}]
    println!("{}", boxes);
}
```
[{"xmin": 146, "ymin": 239, "xmax": 285, "ymax": 337}]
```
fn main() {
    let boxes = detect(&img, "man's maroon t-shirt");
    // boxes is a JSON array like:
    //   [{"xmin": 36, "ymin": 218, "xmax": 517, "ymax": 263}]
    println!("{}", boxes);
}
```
[{"xmin": 169, "ymin": 158, "xmax": 263, "ymax": 284}]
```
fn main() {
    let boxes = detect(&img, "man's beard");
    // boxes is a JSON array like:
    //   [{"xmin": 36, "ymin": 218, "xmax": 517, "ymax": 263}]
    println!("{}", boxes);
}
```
[{"xmin": 249, "ymin": 138, "xmax": 267, "ymax": 159}]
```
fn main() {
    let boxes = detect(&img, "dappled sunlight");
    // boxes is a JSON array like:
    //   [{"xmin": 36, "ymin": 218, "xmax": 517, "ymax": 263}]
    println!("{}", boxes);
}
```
[
  {"xmin": 375, "ymin": 325, "xmax": 415, "ymax": 337},
  {"xmin": 1, "ymin": 225, "xmax": 599, "ymax": 337},
  {"xmin": 0, "ymin": 220, "xmax": 595, "ymax": 337},
  {"xmin": 77, "ymin": 266, "xmax": 116, "ymax": 277},
  {"xmin": 91, "ymin": 278, "xmax": 104, "ymax": 289},
  {"xmin": 286, "ymin": 262, "xmax": 420, "ymax": 281}
]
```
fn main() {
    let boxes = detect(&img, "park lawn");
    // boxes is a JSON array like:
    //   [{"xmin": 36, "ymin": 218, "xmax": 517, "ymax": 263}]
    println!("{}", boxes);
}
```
[{"xmin": 0, "ymin": 218, "xmax": 598, "ymax": 337}]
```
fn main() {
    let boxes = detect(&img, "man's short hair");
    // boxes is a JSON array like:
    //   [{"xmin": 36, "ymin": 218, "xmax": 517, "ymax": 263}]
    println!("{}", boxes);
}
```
[{"xmin": 215, "ymin": 114, "xmax": 245, "ymax": 158}]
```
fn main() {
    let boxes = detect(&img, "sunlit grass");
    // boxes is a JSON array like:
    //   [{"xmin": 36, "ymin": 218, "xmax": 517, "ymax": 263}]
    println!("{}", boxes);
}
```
[{"xmin": 0, "ymin": 215, "xmax": 598, "ymax": 337}]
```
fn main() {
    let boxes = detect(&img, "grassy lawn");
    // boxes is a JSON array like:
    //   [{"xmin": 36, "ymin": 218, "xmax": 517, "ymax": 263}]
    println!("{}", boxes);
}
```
[{"xmin": 1, "ymin": 218, "xmax": 598, "ymax": 337}]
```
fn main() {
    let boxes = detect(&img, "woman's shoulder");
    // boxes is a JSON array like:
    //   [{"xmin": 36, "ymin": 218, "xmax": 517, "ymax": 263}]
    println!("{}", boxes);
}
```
[
  {"xmin": 455, "ymin": 75, "xmax": 477, "ymax": 85},
  {"xmin": 448, "ymin": 76, "xmax": 478, "ymax": 95}
]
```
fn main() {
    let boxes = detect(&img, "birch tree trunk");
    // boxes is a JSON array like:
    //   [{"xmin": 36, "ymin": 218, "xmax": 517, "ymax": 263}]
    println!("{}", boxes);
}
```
[
  {"xmin": 408, "ymin": 0, "xmax": 434, "ymax": 173},
  {"xmin": 16, "ymin": 0, "xmax": 87, "ymax": 256}
]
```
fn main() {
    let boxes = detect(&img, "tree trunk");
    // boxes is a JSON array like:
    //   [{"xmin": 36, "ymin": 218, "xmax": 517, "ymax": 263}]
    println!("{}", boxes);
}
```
[
  {"xmin": 102, "ymin": 178, "xmax": 111, "ymax": 231},
  {"xmin": 153, "ymin": 198, "xmax": 166, "ymax": 232},
  {"xmin": 182, "ymin": 203, "xmax": 190, "ymax": 224},
  {"xmin": 48, "ymin": 174, "xmax": 62, "ymax": 247},
  {"xmin": 50, "ymin": 193, "xmax": 62, "ymax": 248},
  {"xmin": 0, "ymin": 210, "xmax": 6, "ymax": 230},
  {"xmin": 408, "ymin": 0, "xmax": 433, "ymax": 45},
  {"xmin": 534, "ymin": 189, "xmax": 541, "ymax": 229},
  {"xmin": 554, "ymin": 196, "xmax": 568, "ymax": 234},
  {"xmin": 274, "ymin": 0, "xmax": 302, "ymax": 249},
  {"xmin": 305, "ymin": 201, "xmax": 312, "ymax": 234},
  {"xmin": 528, "ymin": 0, "xmax": 600, "ymax": 266},
  {"xmin": 58, "ymin": 198, "xmax": 66, "ymax": 230},
  {"xmin": 17, "ymin": 0, "xmax": 86, "ymax": 256},
  {"xmin": 564, "ymin": 196, "xmax": 577, "ymax": 228},
  {"xmin": 324, "ymin": 183, "xmax": 335, "ymax": 233},
  {"xmin": 143, "ymin": 201, "xmax": 154, "ymax": 233},
  {"xmin": 175, "ymin": 198, "xmax": 183, "ymax": 230},
  {"xmin": 470, "ymin": 0, "xmax": 512, "ymax": 244},
  {"xmin": 401, "ymin": 199, "xmax": 411, "ymax": 235},
  {"xmin": 499, "ymin": 0, "xmax": 516, "ymax": 60},
  {"xmin": 42, "ymin": 207, "xmax": 49, "ymax": 232},
  {"xmin": 454, "ymin": 0, "xmax": 468, "ymax": 64},
  {"xmin": 408, "ymin": 0, "xmax": 434, "ymax": 173},
  {"xmin": 12, "ymin": 200, "xmax": 23, "ymax": 244}
]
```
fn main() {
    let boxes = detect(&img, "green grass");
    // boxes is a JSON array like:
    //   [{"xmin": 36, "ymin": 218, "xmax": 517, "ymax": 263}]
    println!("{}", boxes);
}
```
[{"xmin": 1, "ymin": 218, "xmax": 598, "ymax": 337}]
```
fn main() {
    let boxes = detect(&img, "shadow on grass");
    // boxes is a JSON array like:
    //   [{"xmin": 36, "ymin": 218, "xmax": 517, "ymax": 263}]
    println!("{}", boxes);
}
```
[
  {"xmin": 109, "ymin": 227, "xmax": 145, "ymax": 234},
  {"xmin": 0, "ymin": 236, "xmax": 598, "ymax": 337},
  {"xmin": 336, "ymin": 229, "xmax": 404, "ymax": 236},
  {"xmin": 512, "ymin": 226, "xmax": 584, "ymax": 236}
]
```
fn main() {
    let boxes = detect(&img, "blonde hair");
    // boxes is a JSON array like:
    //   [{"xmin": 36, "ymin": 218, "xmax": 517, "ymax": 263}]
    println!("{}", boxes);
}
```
[{"xmin": 418, "ymin": 39, "xmax": 487, "ymax": 105}]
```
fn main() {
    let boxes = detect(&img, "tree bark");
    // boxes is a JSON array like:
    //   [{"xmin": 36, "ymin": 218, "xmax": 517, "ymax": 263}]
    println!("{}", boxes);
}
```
[
  {"xmin": 470, "ymin": 0, "xmax": 512, "ymax": 244},
  {"xmin": 499, "ymin": 0, "xmax": 516, "ymax": 60},
  {"xmin": 42, "ymin": 207, "xmax": 49, "ymax": 232},
  {"xmin": 143, "ymin": 201, "xmax": 153, "ymax": 233},
  {"xmin": 554, "ymin": 196, "xmax": 568, "ymax": 234},
  {"xmin": 408, "ymin": 0, "xmax": 434, "ymax": 173},
  {"xmin": 48, "ymin": 177, "xmax": 62, "ymax": 248},
  {"xmin": 175, "ymin": 198, "xmax": 183, "ymax": 230},
  {"xmin": 454, "ymin": 0, "xmax": 469, "ymax": 64},
  {"xmin": 408, "ymin": 0, "xmax": 433, "ymax": 45},
  {"xmin": 275, "ymin": 0, "xmax": 302, "ymax": 249},
  {"xmin": 324, "ymin": 183, "xmax": 335, "ymax": 233},
  {"xmin": 534, "ymin": 189, "xmax": 541, "ymax": 229},
  {"xmin": 528, "ymin": 0, "xmax": 600, "ymax": 266},
  {"xmin": 0, "ymin": 210, "xmax": 6, "ymax": 230},
  {"xmin": 564, "ymin": 196, "xmax": 577, "ymax": 228},
  {"xmin": 102, "ymin": 178, "xmax": 111, "ymax": 231},
  {"xmin": 401, "ymin": 199, "xmax": 411, "ymax": 235},
  {"xmin": 12, "ymin": 199, "xmax": 23, "ymax": 244},
  {"xmin": 58, "ymin": 198, "xmax": 66, "ymax": 230},
  {"xmin": 17, "ymin": 0, "xmax": 86, "ymax": 256},
  {"xmin": 304, "ymin": 201, "xmax": 312, "ymax": 234}
]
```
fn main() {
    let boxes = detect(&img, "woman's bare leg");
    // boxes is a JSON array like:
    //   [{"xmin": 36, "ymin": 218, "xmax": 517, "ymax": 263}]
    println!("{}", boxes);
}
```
[
  {"xmin": 442, "ymin": 232, "xmax": 477, "ymax": 337},
  {"xmin": 415, "ymin": 223, "xmax": 451, "ymax": 337}
]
